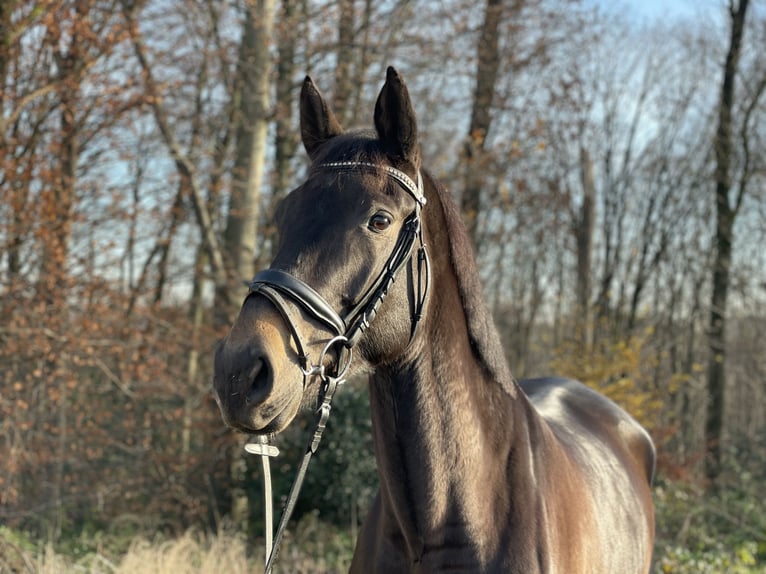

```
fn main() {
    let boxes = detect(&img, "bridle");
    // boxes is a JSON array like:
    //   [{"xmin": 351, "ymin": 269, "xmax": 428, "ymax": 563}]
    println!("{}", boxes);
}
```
[{"xmin": 244, "ymin": 161, "xmax": 430, "ymax": 573}]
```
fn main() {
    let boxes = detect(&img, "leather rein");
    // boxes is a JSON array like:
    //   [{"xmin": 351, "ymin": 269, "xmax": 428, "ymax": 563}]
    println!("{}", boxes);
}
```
[{"xmin": 244, "ymin": 161, "xmax": 429, "ymax": 573}]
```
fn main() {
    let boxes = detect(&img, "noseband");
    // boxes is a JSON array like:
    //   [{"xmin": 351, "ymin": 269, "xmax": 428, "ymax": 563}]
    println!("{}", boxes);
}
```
[{"xmin": 244, "ymin": 161, "xmax": 430, "ymax": 573}]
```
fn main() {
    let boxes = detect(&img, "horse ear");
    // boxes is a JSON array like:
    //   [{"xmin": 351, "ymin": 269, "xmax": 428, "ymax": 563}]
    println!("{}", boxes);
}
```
[
  {"xmin": 300, "ymin": 75, "xmax": 344, "ymax": 160},
  {"xmin": 374, "ymin": 66, "xmax": 420, "ymax": 166}
]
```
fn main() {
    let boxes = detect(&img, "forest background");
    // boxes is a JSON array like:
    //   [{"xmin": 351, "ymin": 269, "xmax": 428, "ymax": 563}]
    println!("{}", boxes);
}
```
[{"xmin": 1, "ymin": 0, "xmax": 765, "ymax": 572}]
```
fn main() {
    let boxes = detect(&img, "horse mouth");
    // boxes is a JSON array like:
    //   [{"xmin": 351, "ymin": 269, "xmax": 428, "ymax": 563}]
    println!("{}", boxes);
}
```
[{"xmin": 219, "ymin": 391, "xmax": 302, "ymax": 436}]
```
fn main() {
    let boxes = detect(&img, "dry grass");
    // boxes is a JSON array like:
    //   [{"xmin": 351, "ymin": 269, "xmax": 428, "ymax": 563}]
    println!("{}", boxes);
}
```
[
  {"xmin": 115, "ymin": 531, "xmax": 256, "ymax": 574},
  {"xmin": 0, "ymin": 512, "xmax": 356, "ymax": 574},
  {"xmin": 1, "ymin": 530, "xmax": 261, "ymax": 574}
]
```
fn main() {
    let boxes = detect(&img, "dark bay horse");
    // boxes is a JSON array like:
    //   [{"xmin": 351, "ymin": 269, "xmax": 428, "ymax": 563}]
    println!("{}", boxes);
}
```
[{"xmin": 213, "ymin": 67, "xmax": 655, "ymax": 573}]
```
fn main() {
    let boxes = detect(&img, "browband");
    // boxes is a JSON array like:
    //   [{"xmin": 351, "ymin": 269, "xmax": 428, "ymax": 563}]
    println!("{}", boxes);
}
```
[{"xmin": 317, "ymin": 161, "xmax": 426, "ymax": 206}]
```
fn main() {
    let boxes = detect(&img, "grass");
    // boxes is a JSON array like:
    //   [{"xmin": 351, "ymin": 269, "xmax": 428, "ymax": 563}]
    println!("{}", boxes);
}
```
[
  {"xmin": 2, "ymin": 481, "xmax": 764, "ymax": 574},
  {"xmin": 1, "ymin": 529, "xmax": 253, "ymax": 574},
  {"xmin": 4, "ymin": 526, "xmax": 764, "ymax": 574},
  {"xmin": 0, "ymin": 514, "xmax": 354, "ymax": 574},
  {"xmin": 116, "ymin": 531, "xmax": 253, "ymax": 574}
]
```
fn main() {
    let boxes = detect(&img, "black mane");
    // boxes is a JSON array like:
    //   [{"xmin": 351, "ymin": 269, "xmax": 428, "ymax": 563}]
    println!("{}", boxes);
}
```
[{"xmin": 427, "ymin": 173, "xmax": 517, "ymax": 397}]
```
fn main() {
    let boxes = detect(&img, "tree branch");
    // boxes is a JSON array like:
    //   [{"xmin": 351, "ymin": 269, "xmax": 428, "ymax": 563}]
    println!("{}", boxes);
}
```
[{"xmin": 120, "ymin": 1, "xmax": 227, "ymax": 289}]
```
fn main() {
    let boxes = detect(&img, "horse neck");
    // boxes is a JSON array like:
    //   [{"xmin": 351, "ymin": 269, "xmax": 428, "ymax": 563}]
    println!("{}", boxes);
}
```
[{"xmin": 367, "ymin": 177, "xmax": 536, "ymax": 560}]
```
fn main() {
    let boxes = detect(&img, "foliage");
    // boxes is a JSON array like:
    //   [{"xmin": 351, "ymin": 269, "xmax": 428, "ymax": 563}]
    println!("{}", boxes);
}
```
[
  {"xmin": 655, "ymin": 544, "xmax": 763, "ymax": 574},
  {"xmin": 652, "ymin": 472, "xmax": 766, "ymax": 573},
  {"xmin": 275, "ymin": 512, "xmax": 357, "ymax": 573},
  {"xmin": 264, "ymin": 380, "xmax": 378, "ymax": 529},
  {"xmin": 549, "ymin": 328, "xmax": 665, "ymax": 430},
  {"xmin": 0, "ymin": 526, "xmax": 38, "ymax": 573},
  {"xmin": 0, "ymin": 282, "xmax": 232, "ymax": 539}
]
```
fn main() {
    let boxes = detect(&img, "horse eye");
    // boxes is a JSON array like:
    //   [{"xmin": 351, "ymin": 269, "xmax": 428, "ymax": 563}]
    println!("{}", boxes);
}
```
[{"xmin": 369, "ymin": 213, "xmax": 392, "ymax": 233}]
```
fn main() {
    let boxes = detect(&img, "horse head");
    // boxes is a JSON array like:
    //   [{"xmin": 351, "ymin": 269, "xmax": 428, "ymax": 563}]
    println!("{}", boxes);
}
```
[{"xmin": 213, "ymin": 67, "xmax": 428, "ymax": 435}]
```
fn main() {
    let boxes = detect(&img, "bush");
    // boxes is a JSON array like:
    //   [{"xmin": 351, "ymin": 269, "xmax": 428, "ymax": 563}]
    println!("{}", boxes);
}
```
[
  {"xmin": 652, "ymin": 473, "xmax": 766, "ymax": 573},
  {"xmin": 549, "ymin": 330, "xmax": 665, "ymax": 429},
  {"xmin": 261, "ymin": 380, "xmax": 378, "ymax": 530},
  {"xmin": 655, "ymin": 542, "xmax": 762, "ymax": 574}
]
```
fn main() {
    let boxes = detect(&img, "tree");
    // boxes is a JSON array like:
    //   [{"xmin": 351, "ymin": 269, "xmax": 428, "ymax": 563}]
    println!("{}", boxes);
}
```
[
  {"xmin": 223, "ymin": 0, "xmax": 276, "ymax": 322},
  {"xmin": 574, "ymin": 146, "xmax": 595, "ymax": 348},
  {"xmin": 272, "ymin": 0, "xmax": 301, "ymax": 203},
  {"xmin": 461, "ymin": 0, "xmax": 505, "ymax": 246},
  {"xmin": 705, "ymin": 0, "xmax": 762, "ymax": 486}
]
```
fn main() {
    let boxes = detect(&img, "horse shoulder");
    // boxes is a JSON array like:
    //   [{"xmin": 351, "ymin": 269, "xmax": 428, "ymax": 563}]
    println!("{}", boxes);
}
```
[
  {"xmin": 518, "ymin": 376, "xmax": 656, "ymax": 573},
  {"xmin": 519, "ymin": 376, "xmax": 655, "ymax": 482}
]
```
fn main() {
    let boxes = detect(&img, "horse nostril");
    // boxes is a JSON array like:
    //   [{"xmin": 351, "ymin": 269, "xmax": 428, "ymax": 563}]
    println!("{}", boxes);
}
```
[{"xmin": 245, "ymin": 357, "xmax": 272, "ymax": 405}]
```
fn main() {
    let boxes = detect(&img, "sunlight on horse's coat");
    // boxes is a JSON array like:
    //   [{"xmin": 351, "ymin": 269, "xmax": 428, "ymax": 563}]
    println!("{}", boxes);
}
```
[{"xmin": 213, "ymin": 67, "xmax": 655, "ymax": 574}]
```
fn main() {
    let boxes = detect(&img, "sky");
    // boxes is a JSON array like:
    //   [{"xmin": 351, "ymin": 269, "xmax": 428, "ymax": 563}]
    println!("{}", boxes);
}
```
[{"xmin": 592, "ymin": 0, "xmax": 724, "ymax": 23}]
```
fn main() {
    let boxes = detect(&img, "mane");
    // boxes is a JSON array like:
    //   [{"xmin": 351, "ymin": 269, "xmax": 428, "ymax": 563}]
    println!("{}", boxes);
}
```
[{"xmin": 427, "ymin": 172, "xmax": 517, "ymax": 397}]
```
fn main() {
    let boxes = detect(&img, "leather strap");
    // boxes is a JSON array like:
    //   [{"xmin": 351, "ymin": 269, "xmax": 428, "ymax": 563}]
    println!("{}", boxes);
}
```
[{"xmin": 251, "ymin": 269, "xmax": 346, "ymax": 336}]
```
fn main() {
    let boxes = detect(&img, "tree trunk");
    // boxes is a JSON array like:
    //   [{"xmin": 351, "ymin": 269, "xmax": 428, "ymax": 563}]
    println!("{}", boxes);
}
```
[
  {"xmin": 42, "ymin": 0, "xmax": 89, "ymax": 541},
  {"xmin": 39, "ymin": 3, "xmax": 83, "ymax": 298},
  {"xmin": 0, "ymin": 1, "xmax": 9, "ymax": 84},
  {"xmin": 222, "ymin": 0, "xmax": 276, "ymax": 530},
  {"xmin": 461, "ymin": 0, "xmax": 504, "ymax": 247},
  {"xmin": 705, "ymin": 0, "xmax": 749, "ymax": 486},
  {"xmin": 182, "ymin": 245, "xmax": 206, "ymax": 463},
  {"xmin": 349, "ymin": 0, "xmax": 374, "ymax": 126},
  {"xmin": 333, "ymin": 0, "xmax": 355, "ymax": 125},
  {"xmin": 575, "ymin": 146, "xmax": 595, "ymax": 350},
  {"xmin": 221, "ymin": 0, "xmax": 276, "ymax": 325},
  {"xmin": 272, "ymin": 0, "xmax": 299, "ymax": 202}
]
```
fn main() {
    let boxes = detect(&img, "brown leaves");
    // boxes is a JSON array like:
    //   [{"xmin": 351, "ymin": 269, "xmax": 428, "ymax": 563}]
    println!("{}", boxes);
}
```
[{"xmin": 0, "ymin": 263, "xmax": 225, "ymax": 531}]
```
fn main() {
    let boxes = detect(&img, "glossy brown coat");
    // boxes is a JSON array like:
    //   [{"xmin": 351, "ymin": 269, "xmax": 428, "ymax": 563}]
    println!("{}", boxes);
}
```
[{"xmin": 213, "ymin": 67, "xmax": 655, "ymax": 573}]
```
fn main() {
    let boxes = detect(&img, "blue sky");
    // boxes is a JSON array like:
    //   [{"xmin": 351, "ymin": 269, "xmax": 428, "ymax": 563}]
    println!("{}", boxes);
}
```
[{"xmin": 594, "ymin": 0, "xmax": 723, "ymax": 22}]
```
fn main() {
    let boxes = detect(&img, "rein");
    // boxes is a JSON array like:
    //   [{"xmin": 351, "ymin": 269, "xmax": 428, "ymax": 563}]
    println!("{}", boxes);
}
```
[{"xmin": 244, "ymin": 162, "xmax": 429, "ymax": 573}]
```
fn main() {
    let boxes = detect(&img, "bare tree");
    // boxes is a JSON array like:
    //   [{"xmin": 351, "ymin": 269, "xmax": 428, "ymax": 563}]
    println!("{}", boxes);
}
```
[
  {"xmin": 461, "ymin": 0, "xmax": 505, "ymax": 246},
  {"xmin": 574, "ymin": 147, "xmax": 595, "ymax": 348},
  {"xmin": 272, "ymin": 0, "xmax": 301, "ymax": 202},
  {"xmin": 223, "ymin": 0, "xmax": 276, "ymax": 320},
  {"xmin": 705, "ymin": 0, "xmax": 760, "ymax": 486}
]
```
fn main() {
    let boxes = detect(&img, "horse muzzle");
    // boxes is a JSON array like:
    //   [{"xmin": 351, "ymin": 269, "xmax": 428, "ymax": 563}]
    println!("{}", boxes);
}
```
[{"xmin": 213, "ymin": 298, "xmax": 306, "ymax": 434}]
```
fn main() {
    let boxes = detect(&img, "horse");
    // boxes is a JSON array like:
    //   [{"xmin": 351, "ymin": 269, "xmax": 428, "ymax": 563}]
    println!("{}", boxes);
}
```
[{"xmin": 213, "ymin": 66, "xmax": 656, "ymax": 573}]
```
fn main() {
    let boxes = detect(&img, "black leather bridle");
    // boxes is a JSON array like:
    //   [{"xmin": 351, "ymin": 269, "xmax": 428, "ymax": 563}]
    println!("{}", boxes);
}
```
[{"xmin": 244, "ymin": 161, "xmax": 430, "ymax": 573}]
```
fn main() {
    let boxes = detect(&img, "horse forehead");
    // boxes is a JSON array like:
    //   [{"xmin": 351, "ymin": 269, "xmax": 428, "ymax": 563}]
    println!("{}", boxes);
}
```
[
  {"xmin": 308, "ymin": 166, "xmax": 390, "ymax": 199},
  {"xmin": 282, "ymin": 174, "xmax": 401, "ymax": 239},
  {"xmin": 272, "ymin": 185, "xmax": 359, "ymax": 266},
  {"xmin": 278, "ymin": 181, "xmax": 360, "ymax": 230}
]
